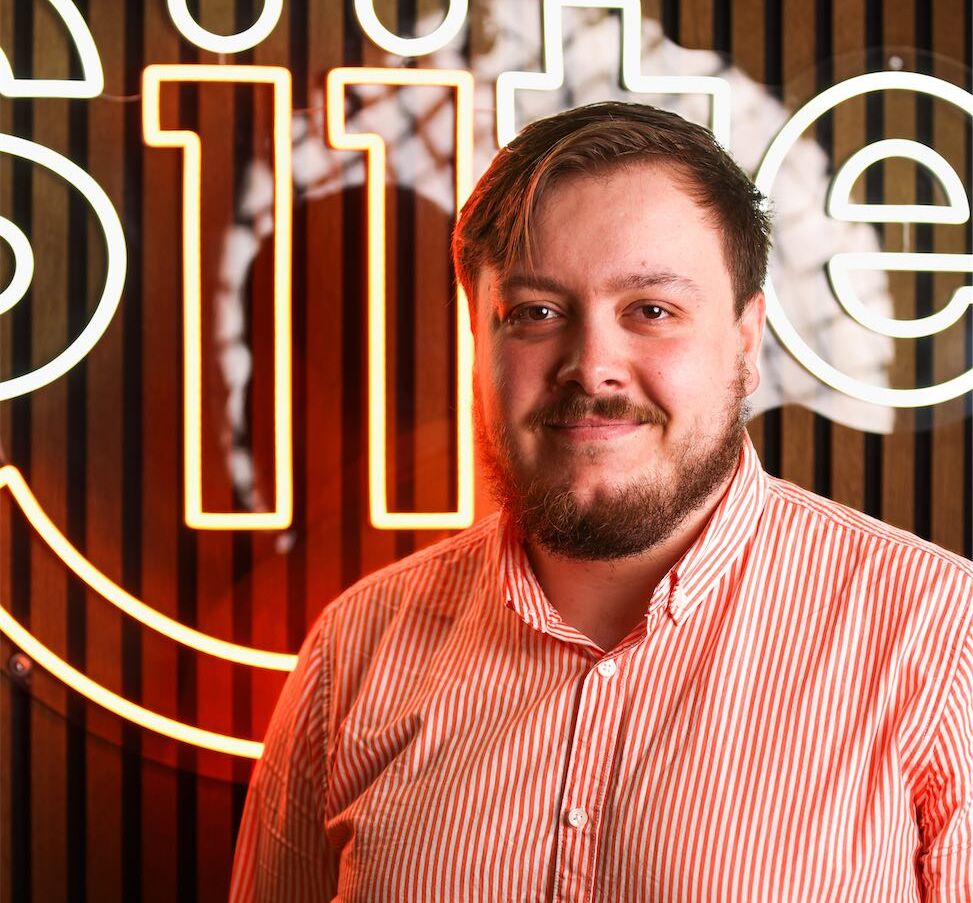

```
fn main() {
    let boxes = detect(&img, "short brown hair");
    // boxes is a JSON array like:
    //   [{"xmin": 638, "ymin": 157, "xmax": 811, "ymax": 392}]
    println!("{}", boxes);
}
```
[{"xmin": 452, "ymin": 101, "xmax": 771, "ymax": 318}]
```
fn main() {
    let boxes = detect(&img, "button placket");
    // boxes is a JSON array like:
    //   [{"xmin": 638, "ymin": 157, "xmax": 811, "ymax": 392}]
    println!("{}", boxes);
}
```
[{"xmin": 552, "ymin": 657, "xmax": 626, "ymax": 902}]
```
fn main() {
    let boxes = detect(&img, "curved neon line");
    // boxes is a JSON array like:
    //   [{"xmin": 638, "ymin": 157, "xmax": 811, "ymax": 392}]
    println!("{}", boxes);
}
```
[
  {"xmin": 828, "ymin": 138, "xmax": 970, "ymax": 224},
  {"xmin": 0, "ymin": 605, "xmax": 263, "ymax": 758},
  {"xmin": 0, "ymin": 134, "xmax": 126, "ymax": 401},
  {"xmin": 0, "ymin": 0, "xmax": 103, "ymax": 98},
  {"xmin": 0, "ymin": 216, "xmax": 34, "ymax": 315},
  {"xmin": 326, "ymin": 68, "xmax": 476, "ymax": 530},
  {"xmin": 353, "ymin": 0, "xmax": 469, "ymax": 57},
  {"xmin": 166, "ymin": 0, "xmax": 283, "ymax": 54},
  {"xmin": 142, "ymin": 65, "xmax": 293, "ymax": 531},
  {"xmin": 827, "ymin": 252, "xmax": 973, "ymax": 338},
  {"xmin": 755, "ymin": 70, "xmax": 973, "ymax": 408},
  {"xmin": 495, "ymin": 0, "xmax": 731, "ymax": 148},
  {"xmin": 0, "ymin": 466, "xmax": 297, "ymax": 672}
]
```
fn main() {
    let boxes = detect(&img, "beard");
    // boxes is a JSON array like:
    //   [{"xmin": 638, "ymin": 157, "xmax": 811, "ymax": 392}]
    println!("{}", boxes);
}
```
[{"xmin": 475, "ymin": 359, "xmax": 751, "ymax": 562}]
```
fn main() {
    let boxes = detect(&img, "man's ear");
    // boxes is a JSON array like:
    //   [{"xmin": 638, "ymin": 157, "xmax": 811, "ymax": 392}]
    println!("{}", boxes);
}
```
[{"xmin": 738, "ymin": 291, "xmax": 765, "ymax": 395}]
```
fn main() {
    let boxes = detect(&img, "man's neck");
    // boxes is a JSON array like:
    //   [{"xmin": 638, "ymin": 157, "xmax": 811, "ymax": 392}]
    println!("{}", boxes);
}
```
[{"xmin": 523, "ymin": 477, "xmax": 732, "ymax": 652}]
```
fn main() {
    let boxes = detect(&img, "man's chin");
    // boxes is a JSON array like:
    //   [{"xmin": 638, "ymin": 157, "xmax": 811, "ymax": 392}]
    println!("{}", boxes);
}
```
[{"xmin": 547, "ymin": 480, "xmax": 633, "ymax": 511}]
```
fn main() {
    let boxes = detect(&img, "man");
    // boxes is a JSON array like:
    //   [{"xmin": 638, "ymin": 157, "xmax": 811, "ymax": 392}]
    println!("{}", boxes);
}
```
[{"xmin": 231, "ymin": 103, "xmax": 973, "ymax": 901}]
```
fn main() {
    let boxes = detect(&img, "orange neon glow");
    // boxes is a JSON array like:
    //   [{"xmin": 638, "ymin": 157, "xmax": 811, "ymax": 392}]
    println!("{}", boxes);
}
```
[
  {"xmin": 325, "ymin": 67, "xmax": 475, "ymax": 531},
  {"xmin": 0, "ymin": 604, "xmax": 263, "ymax": 758},
  {"xmin": 142, "ymin": 65, "xmax": 294, "ymax": 531},
  {"xmin": 0, "ymin": 465, "xmax": 296, "ymax": 671}
]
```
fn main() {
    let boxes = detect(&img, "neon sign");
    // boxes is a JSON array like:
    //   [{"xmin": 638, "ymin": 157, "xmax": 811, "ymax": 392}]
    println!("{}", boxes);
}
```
[
  {"xmin": 354, "ymin": 0, "xmax": 471, "ymax": 56},
  {"xmin": 495, "ymin": 0, "xmax": 731, "ymax": 147},
  {"xmin": 166, "ymin": 0, "xmax": 285, "ymax": 54},
  {"xmin": 754, "ymin": 70, "xmax": 973, "ymax": 408},
  {"xmin": 326, "ymin": 67, "xmax": 476, "ymax": 531},
  {"xmin": 0, "ymin": 215, "xmax": 33, "ymax": 315},
  {"xmin": 0, "ymin": 0, "xmax": 103, "ymax": 98},
  {"xmin": 0, "ymin": 604, "xmax": 263, "ymax": 759},
  {"xmin": 0, "ymin": 134, "xmax": 126, "ymax": 400},
  {"xmin": 142, "ymin": 65, "xmax": 294, "ymax": 531}
]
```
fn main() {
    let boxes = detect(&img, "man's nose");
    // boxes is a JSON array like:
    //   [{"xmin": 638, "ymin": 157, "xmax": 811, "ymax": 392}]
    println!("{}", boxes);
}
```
[{"xmin": 553, "ymin": 316, "xmax": 630, "ymax": 395}]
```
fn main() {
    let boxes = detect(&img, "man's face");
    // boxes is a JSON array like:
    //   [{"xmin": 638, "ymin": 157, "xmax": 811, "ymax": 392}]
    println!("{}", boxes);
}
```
[{"xmin": 472, "ymin": 162, "xmax": 765, "ymax": 560}]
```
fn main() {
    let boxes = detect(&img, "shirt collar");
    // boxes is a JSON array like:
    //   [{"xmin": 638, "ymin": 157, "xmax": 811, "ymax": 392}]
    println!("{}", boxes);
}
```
[{"xmin": 497, "ymin": 433, "xmax": 769, "ymax": 631}]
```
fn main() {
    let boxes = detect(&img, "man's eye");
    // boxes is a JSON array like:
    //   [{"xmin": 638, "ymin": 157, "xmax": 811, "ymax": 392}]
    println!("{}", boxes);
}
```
[
  {"xmin": 637, "ymin": 304, "xmax": 668, "ymax": 320},
  {"xmin": 511, "ymin": 305, "xmax": 556, "ymax": 322}
]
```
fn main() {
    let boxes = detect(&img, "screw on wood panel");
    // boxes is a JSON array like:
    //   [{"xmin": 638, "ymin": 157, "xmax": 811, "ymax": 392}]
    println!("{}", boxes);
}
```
[{"xmin": 8, "ymin": 652, "xmax": 32, "ymax": 680}]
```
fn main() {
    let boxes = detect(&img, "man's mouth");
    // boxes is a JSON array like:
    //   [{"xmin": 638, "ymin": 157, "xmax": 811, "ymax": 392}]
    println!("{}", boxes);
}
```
[
  {"xmin": 546, "ymin": 419, "xmax": 645, "ymax": 439},
  {"xmin": 549, "ymin": 418, "xmax": 642, "ymax": 427}
]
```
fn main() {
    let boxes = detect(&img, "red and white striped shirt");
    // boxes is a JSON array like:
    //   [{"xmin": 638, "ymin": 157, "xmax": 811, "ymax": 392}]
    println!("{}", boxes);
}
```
[{"xmin": 231, "ymin": 437, "xmax": 973, "ymax": 902}]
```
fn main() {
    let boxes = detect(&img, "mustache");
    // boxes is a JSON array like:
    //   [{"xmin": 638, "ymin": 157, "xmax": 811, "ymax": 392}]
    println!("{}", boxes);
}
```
[{"xmin": 526, "ymin": 393, "xmax": 668, "ymax": 429}]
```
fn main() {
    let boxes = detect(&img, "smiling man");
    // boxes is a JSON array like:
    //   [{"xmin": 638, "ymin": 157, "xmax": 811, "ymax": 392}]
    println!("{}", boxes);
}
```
[{"xmin": 231, "ymin": 103, "xmax": 973, "ymax": 902}]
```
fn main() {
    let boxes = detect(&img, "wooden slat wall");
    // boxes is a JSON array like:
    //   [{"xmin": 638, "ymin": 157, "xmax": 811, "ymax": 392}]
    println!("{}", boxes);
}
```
[{"xmin": 1, "ymin": 0, "xmax": 970, "ymax": 899}]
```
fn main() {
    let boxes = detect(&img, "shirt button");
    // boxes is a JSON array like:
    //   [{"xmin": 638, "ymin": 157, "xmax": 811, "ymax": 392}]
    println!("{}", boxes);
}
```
[
  {"xmin": 567, "ymin": 807, "xmax": 588, "ymax": 829},
  {"xmin": 597, "ymin": 659, "xmax": 617, "ymax": 678}
]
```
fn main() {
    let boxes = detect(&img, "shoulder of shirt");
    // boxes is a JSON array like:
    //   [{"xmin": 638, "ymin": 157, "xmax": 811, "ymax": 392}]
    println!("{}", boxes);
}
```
[{"xmin": 764, "ymin": 472, "xmax": 973, "ymax": 582}]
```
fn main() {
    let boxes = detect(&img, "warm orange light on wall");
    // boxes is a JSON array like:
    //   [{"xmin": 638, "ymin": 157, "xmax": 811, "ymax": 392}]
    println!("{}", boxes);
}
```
[
  {"xmin": 0, "ymin": 604, "xmax": 264, "ymax": 758},
  {"xmin": 0, "ymin": 464, "xmax": 296, "ymax": 670},
  {"xmin": 326, "ymin": 67, "xmax": 476, "ymax": 531},
  {"xmin": 142, "ymin": 64, "xmax": 294, "ymax": 531}
]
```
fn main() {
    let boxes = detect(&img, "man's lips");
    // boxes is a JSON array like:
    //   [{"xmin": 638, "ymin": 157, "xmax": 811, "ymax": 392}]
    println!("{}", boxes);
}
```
[
  {"xmin": 549, "ymin": 419, "xmax": 642, "ymax": 427},
  {"xmin": 545, "ymin": 419, "xmax": 646, "ymax": 439}
]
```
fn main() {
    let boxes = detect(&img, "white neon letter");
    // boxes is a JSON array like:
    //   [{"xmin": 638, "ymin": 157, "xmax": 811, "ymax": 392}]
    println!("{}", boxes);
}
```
[
  {"xmin": 142, "ymin": 65, "xmax": 293, "ymax": 531},
  {"xmin": 0, "ymin": 0, "xmax": 103, "ymax": 98},
  {"xmin": 828, "ymin": 138, "xmax": 970, "ymax": 224},
  {"xmin": 326, "ymin": 67, "xmax": 475, "ymax": 530},
  {"xmin": 496, "ymin": 0, "xmax": 730, "ymax": 148},
  {"xmin": 353, "ymin": 0, "xmax": 469, "ymax": 57},
  {"xmin": 167, "ymin": 0, "xmax": 283, "ymax": 54},
  {"xmin": 0, "ymin": 216, "xmax": 33, "ymax": 315},
  {"xmin": 827, "ymin": 253, "xmax": 973, "ymax": 338},
  {"xmin": 756, "ymin": 70, "xmax": 973, "ymax": 408},
  {"xmin": 0, "ymin": 134, "xmax": 126, "ymax": 400}
]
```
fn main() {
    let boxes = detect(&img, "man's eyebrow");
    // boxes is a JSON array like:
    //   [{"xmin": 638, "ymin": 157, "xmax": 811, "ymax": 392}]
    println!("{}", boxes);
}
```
[
  {"xmin": 603, "ymin": 271, "xmax": 702, "ymax": 296},
  {"xmin": 499, "ymin": 273, "xmax": 569, "ymax": 296},
  {"xmin": 499, "ymin": 270, "xmax": 702, "ymax": 298}
]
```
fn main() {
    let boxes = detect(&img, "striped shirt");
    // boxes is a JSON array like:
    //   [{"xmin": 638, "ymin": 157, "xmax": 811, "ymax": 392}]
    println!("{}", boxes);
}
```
[{"xmin": 230, "ymin": 436, "xmax": 973, "ymax": 902}]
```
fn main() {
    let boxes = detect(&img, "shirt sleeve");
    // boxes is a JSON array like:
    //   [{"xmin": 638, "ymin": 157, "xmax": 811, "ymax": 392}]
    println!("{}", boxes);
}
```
[
  {"xmin": 229, "ymin": 613, "xmax": 338, "ymax": 901},
  {"xmin": 916, "ymin": 619, "xmax": 973, "ymax": 902}
]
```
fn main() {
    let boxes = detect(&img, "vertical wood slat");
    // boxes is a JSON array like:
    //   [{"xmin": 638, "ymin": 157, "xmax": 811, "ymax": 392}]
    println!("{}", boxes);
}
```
[
  {"xmin": 138, "ymin": 3, "xmax": 183, "ymax": 901},
  {"xmin": 775, "ymin": 0, "xmax": 817, "ymax": 493},
  {"xmin": 929, "ymin": 6, "xmax": 968, "ymax": 555},
  {"xmin": 28, "ymin": 2, "xmax": 71, "ymax": 900},
  {"xmin": 83, "ymin": 0, "xmax": 129, "ymax": 895},
  {"xmin": 826, "ymin": 4, "xmax": 868, "ymax": 514},
  {"xmin": 0, "ymin": 1, "xmax": 16, "ymax": 899},
  {"xmin": 193, "ymin": 70, "xmax": 243, "ymax": 900},
  {"xmin": 828, "ymin": 19, "xmax": 866, "ymax": 512},
  {"xmin": 120, "ymin": 0, "xmax": 146, "ymax": 898},
  {"xmin": 877, "ymin": 0, "xmax": 919, "ymax": 537}
]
